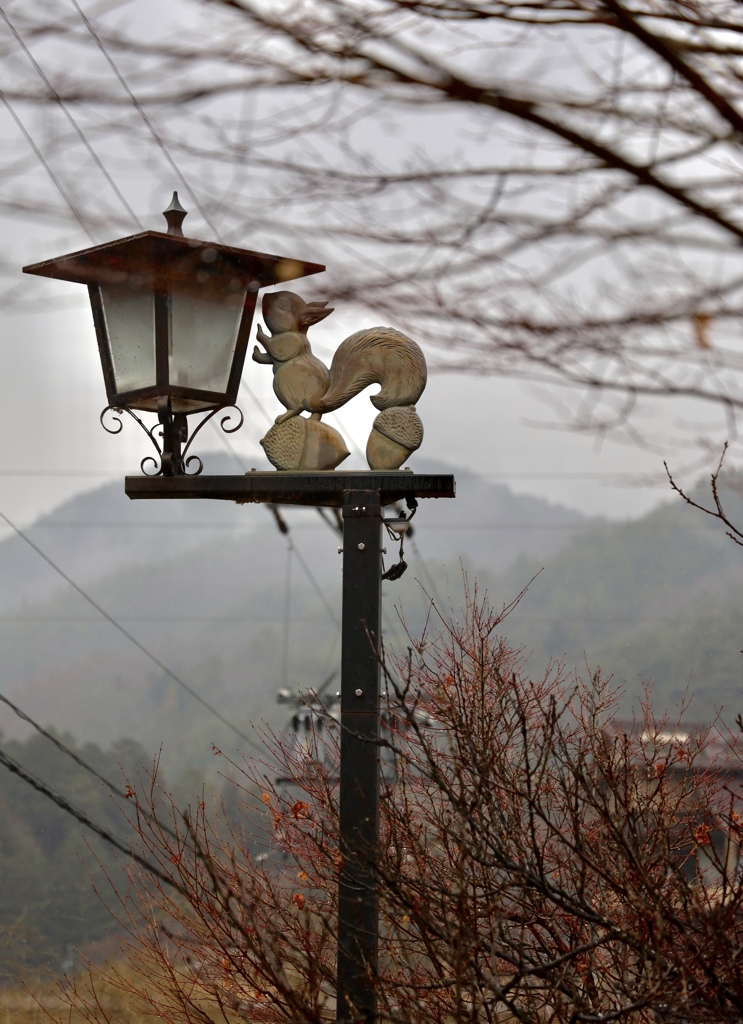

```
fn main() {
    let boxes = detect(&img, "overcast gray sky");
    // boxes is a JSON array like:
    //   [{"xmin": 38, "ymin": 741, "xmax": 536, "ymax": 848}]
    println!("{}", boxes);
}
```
[
  {"xmin": 0, "ymin": 290, "xmax": 684, "ymax": 527},
  {"xmin": 0, "ymin": 0, "xmax": 725, "ymax": 526}
]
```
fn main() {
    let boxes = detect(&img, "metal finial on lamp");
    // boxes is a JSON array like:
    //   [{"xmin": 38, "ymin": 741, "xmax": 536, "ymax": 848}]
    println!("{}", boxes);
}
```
[{"xmin": 163, "ymin": 191, "xmax": 187, "ymax": 237}]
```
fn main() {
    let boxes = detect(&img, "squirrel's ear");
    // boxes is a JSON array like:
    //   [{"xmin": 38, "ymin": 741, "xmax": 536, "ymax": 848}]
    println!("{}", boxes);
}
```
[{"xmin": 299, "ymin": 302, "xmax": 334, "ymax": 331}]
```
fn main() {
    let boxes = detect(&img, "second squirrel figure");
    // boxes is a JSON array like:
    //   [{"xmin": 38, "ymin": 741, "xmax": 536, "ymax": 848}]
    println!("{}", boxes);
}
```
[{"xmin": 253, "ymin": 290, "xmax": 427, "ymax": 472}]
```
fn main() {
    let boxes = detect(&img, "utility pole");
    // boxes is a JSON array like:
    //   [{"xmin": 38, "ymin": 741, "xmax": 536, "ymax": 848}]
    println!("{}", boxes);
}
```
[
  {"xmin": 337, "ymin": 489, "xmax": 383, "ymax": 1023},
  {"xmin": 125, "ymin": 471, "xmax": 455, "ymax": 1024}
]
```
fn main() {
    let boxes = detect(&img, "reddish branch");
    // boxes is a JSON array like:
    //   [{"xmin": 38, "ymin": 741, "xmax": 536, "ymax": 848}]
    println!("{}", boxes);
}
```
[{"xmin": 58, "ymin": 586, "xmax": 743, "ymax": 1024}]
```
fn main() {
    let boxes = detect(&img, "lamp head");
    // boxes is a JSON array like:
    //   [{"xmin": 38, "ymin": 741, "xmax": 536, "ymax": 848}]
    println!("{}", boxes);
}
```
[
  {"xmin": 23, "ymin": 194, "xmax": 325, "ymax": 475},
  {"xmin": 24, "ymin": 195, "xmax": 325, "ymax": 416}
]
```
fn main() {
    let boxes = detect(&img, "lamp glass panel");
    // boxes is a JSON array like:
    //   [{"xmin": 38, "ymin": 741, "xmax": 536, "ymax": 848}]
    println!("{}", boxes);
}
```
[
  {"xmin": 99, "ymin": 283, "xmax": 156, "ymax": 393},
  {"xmin": 169, "ymin": 278, "xmax": 248, "ymax": 395}
]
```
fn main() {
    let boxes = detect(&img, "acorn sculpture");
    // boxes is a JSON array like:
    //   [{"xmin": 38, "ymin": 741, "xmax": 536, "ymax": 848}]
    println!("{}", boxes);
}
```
[
  {"xmin": 366, "ymin": 406, "xmax": 424, "ymax": 471},
  {"xmin": 260, "ymin": 417, "xmax": 350, "ymax": 471},
  {"xmin": 253, "ymin": 290, "xmax": 426, "ymax": 471}
]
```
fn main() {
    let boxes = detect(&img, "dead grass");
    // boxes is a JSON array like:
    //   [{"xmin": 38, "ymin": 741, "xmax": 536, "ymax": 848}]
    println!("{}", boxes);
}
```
[{"xmin": 0, "ymin": 969, "xmax": 151, "ymax": 1023}]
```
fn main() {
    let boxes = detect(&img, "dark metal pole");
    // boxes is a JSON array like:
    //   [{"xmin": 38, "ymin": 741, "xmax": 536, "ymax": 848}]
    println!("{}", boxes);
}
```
[
  {"xmin": 337, "ymin": 489, "xmax": 383, "ymax": 1024},
  {"xmin": 124, "ymin": 470, "xmax": 455, "ymax": 1023}
]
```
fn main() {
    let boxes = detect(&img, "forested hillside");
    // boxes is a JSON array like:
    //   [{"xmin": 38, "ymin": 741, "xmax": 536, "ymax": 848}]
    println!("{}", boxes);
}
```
[
  {"xmin": 0, "ymin": 732, "xmax": 151, "ymax": 978},
  {"xmin": 493, "ymin": 480, "xmax": 743, "ymax": 721},
  {"xmin": 0, "ymin": 465, "xmax": 742, "ymax": 976},
  {"xmin": 1, "ymin": 463, "xmax": 741, "ymax": 786},
  {"xmin": 0, "ymin": 458, "xmax": 594, "ymax": 785}
]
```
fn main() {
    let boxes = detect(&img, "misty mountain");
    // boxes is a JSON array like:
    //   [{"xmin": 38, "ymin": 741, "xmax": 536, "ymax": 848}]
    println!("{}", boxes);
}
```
[
  {"xmin": 2, "ymin": 458, "xmax": 740, "ymax": 787},
  {"xmin": 0, "ymin": 452, "xmax": 249, "ymax": 612},
  {"xmin": 493, "ymin": 479, "xmax": 743, "ymax": 722},
  {"xmin": 0, "ymin": 458, "xmax": 596, "ymax": 783},
  {"xmin": 0, "ymin": 454, "xmax": 594, "ymax": 614}
]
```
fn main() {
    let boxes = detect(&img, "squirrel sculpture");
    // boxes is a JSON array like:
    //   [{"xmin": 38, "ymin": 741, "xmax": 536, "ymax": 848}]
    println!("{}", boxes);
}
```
[
  {"xmin": 253, "ymin": 290, "xmax": 427, "ymax": 420},
  {"xmin": 253, "ymin": 291, "xmax": 427, "ymax": 471},
  {"xmin": 252, "ymin": 291, "xmax": 333, "ymax": 424}
]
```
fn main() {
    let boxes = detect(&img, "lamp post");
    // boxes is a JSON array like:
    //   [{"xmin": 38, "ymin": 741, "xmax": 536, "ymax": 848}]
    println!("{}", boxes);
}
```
[
  {"xmin": 24, "ymin": 193, "xmax": 325, "ymax": 476},
  {"xmin": 24, "ymin": 195, "xmax": 455, "ymax": 1024}
]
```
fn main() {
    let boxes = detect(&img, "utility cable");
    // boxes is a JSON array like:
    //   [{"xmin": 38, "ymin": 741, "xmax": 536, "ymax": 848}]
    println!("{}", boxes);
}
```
[
  {"xmin": 0, "ymin": 506, "xmax": 264, "ymax": 755},
  {"xmin": 0, "ymin": 467, "xmax": 680, "ymax": 484},
  {"xmin": 0, "ymin": 89, "xmax": 95, "ymax": 242},
  {"xmin": 208, "ymin": 404, "xmax": 331, "ymax": 599},
  {"xmin": 317, "ymin": 412, "xmax": 445, "ymax": 614},
  {"xmin": 0, "ymin": 744, "xmax": 185, "ymax": 895},
  {"xmin": 239, "ymin": 379, "xmax": 274, "ymax": 427},
  {"xmin": 0, "ymin": 0, "xmax": 417, "ymax": 652},
  {"xmin": 291, "ymin": 542, "xmax": 341, "ymax": 629},
  {"xmin": 317, "ymin": 506, "xmax": 343, "ymax": 536},
  {"xmin": 208, "ymin": 407, "xmax": 292, "ymax": 535},
  {"xmin": 11, "ymin": 1, "xmax": 406, "ymax": 740},
  {"xmin": 0, "ymin": 689, "xmax": 179, "ymax": 839},
  {"xmin": 0, "ymin": 518, "xmax": 716, "ymax": 531},
  {"xmin": 408, "ymin": 535, "xmax": 446, "ymax": 609},
  {"xmin": 0, "ymin": 5, "xmax": 142, "ymax": 228},
  {"xmin": 0, "ymin": 690, "xmax": 128, "ymax": 800},
  {"xmin": 214, "ymin": 400, "xmax": 343, "ymax": 687},
  {"xmin": 233, "ymin": 377, "xmax": 345, "ymax": 618},
  {"xmin": 282, "ymin": 539, "xmax": 292, "ymax": 689},
  {"xmin": 69, "ymin": 0, "xmax": 220, "ymax": 237}
]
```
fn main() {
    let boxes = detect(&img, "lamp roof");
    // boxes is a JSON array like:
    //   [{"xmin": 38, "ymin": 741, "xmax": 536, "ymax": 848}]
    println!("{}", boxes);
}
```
[{"xmin": 23, "ymin": 230, "xmax": 325, "ymax": 289}]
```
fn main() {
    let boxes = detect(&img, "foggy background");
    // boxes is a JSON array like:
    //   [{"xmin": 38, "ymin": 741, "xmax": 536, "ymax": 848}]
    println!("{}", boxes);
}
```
[{"xmin": 0, "ymin": 0, "xmax": 724, "ymax": 529}]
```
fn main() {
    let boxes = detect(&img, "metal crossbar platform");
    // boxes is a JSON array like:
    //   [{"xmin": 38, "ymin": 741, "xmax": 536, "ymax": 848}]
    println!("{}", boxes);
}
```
[{"xmin": 125, "ymin": 470, "xmax": 456, "ymax": 507}]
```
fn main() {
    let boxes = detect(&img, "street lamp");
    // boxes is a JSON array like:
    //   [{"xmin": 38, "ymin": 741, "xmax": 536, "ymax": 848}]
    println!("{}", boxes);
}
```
[
  {"xmin": 24, "ymin": 195, "xmax": 455, "ymax": 1024},
  {"xmin": 24, "ymin": 193, "xmax": 324, "ymax": 475}
]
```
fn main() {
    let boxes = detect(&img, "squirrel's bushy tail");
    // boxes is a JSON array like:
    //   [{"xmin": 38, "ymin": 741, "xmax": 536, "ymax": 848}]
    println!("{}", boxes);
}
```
[{"xmin": 307, "ymin": 327, "xmax": 427, "ymax": 414}]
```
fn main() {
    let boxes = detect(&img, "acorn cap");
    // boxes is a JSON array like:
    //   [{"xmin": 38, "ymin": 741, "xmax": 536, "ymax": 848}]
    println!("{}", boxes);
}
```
[
  {"xmin": 261, "ymin": 416, "xmax": 350, "ymax": 471},
  {"xmin": 372, "ymin": 406, "xmax": 423, "ymax": 450},
  {"xmin": 261, "ymin": 418, "xmax": 304, "ymax": 470}
]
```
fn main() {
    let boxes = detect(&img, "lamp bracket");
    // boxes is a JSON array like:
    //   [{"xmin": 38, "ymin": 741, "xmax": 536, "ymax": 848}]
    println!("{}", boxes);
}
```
[{"xmin": 100, "ymin": 402, "xmax": 244, "ymax": 477}]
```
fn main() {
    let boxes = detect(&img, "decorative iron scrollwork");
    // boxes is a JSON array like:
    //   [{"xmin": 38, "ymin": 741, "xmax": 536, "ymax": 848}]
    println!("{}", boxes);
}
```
[
  {"xmin": 179, "ymin": 406, "xmax": 244, "ymax": 475},
  {"xmin": 99, "ymin": 406, "xmax": 125, "ymax": 435},
  {"xmin": 99, "ymin": 403, "xmax": 244, "ymax": 477}
]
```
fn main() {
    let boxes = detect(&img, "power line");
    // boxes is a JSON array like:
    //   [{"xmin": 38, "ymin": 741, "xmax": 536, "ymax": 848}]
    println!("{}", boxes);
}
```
[
  {"xmin": 0, "ymin": 615, "xmax": 307, "ymax": 622},
  {"xmin": 0, "ymin": 521, "xmax": 281, "ymax": 529},
  {"xmin": 0, "ymin": 505, "xmax": 265, "ymax": 755},
  {"xmin": 474, "ymin": 472, "xmax": 671, "ymax": 482},
  {"xmin": 0, "ymin": 689, "xmax": 179, "ymax": 840},
  {"xmin": 0, "ymin": 690, "xmax": 128, "ymax": 799},
  {"xmin": 69, "ymin": 0, "xmax": 220, "ymax": 237},
  {"xmin": 324, "ymin": 415, "xmax": 447, "ymax": 614},
  {"xmin": 0, "ymin": 4, "xmax": 141, "ymax": 228},
  {"xmin": 3, "ymin": 0, "xmax": 396, "ymax": 777},
  {"xmin": 207, "ymin": 396, "xmax": 340, "ymax": 623},
  {"xmin": 239, "ymin": 379, "xmax": 275, "ymax": 427},
  {"xmin": 0, "ymin": 744, "xmax": 185, "ymax": 895},
  {"xmin": 0, "ymin": 88, "xmax": 95, "ymax": 242},
  {"xmin": 0, "ymin": 467, "xmax": 678, "ymax": 483},
  {"xmin": 2, "ymin": 7, "xmax": 488, "ymax": 669},
  {"xmin": 0, "ymin": 471, "xmax": 119, "ymax": 477},
  {"xmin": 282, "ymin": 540, "xmax": 292, "ymax": 689},
  {"xmin": 292, "ymin": 542, "xmax": 341, "ymax": 629},
  {"xmin": 0, "ymin": 519, "xmax": 719, "ymax": 531},
  {"xmin": 407, "ymin": 535, "xmax": 446, "ymax": 609},
  {"xmin": 230, "ymin": 380, "xmax": 345, "ymax": 621},
  {"xmin": 0, "ymin": 609, "xmax": 715, "ymax": 626}
]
